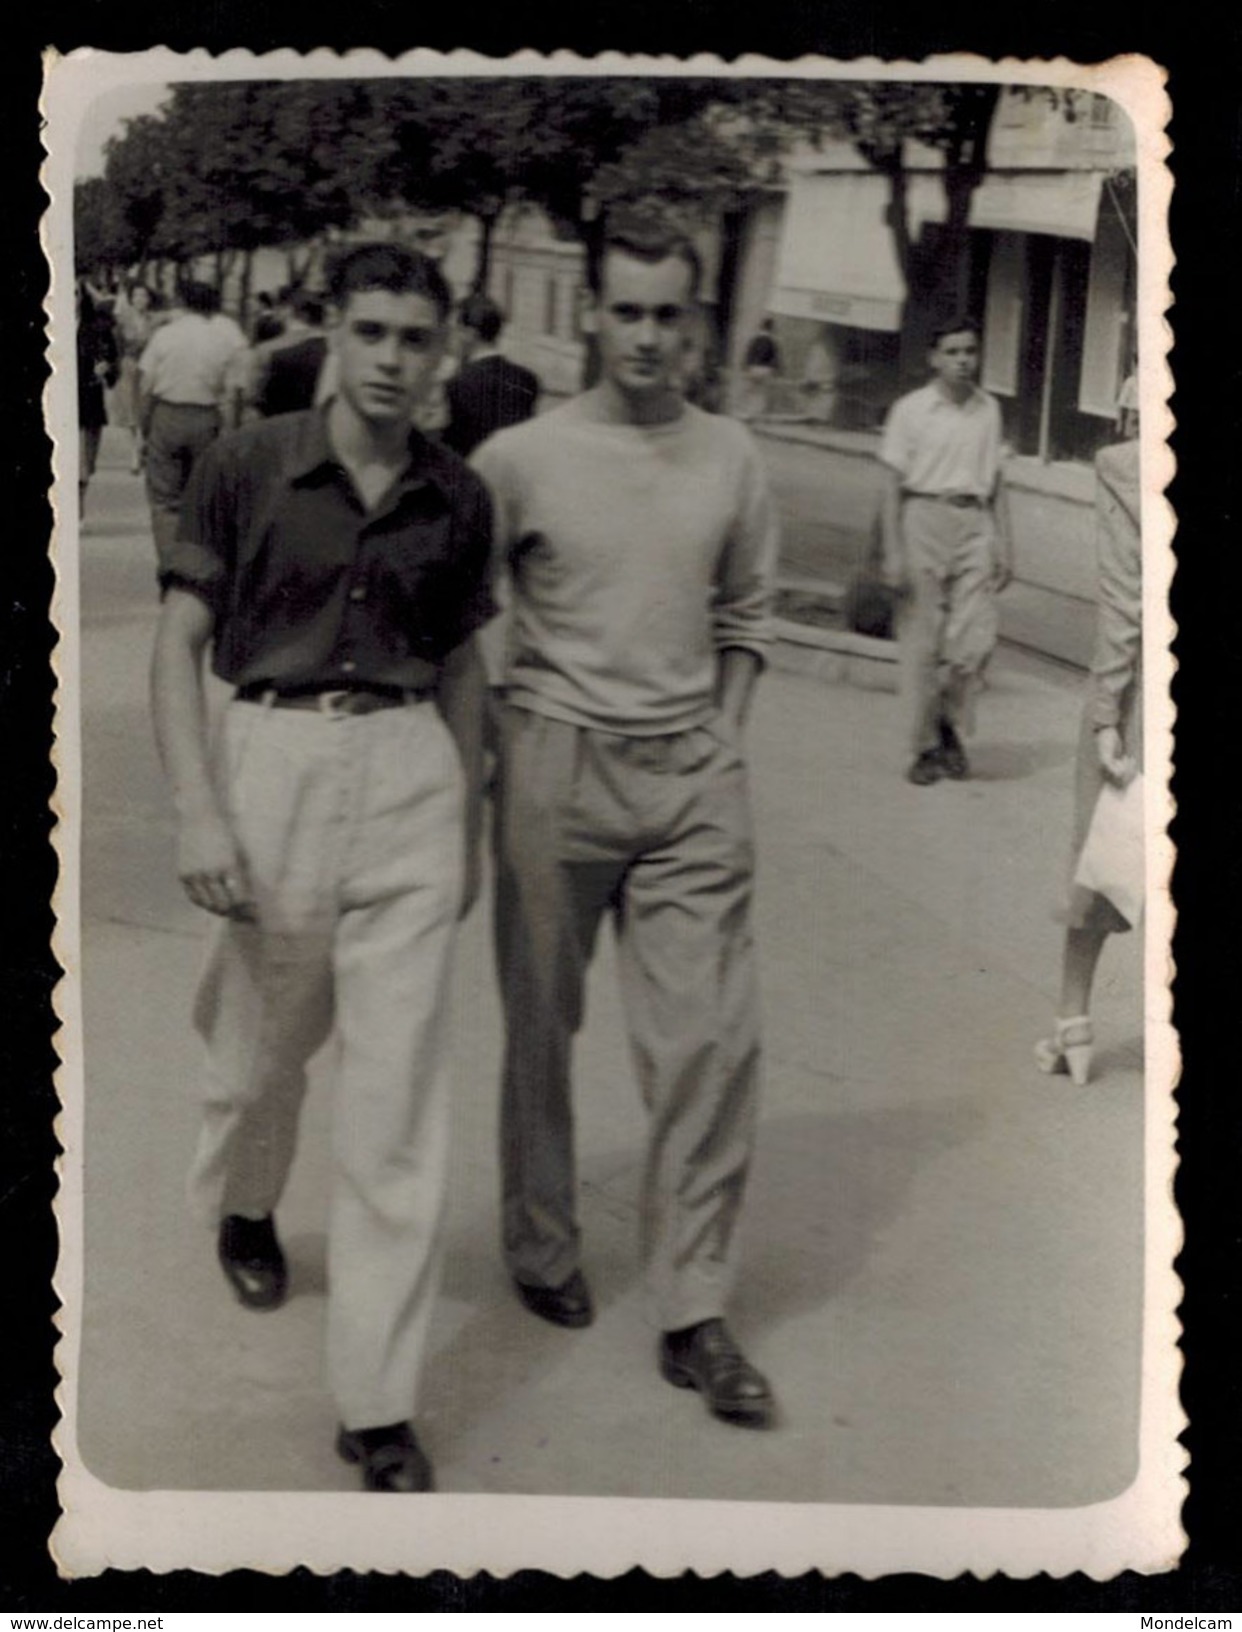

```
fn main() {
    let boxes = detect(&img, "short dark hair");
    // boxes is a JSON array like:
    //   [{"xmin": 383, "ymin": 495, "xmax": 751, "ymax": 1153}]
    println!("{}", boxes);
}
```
[
  {"xmin": 181, "ymin": 280, "xmax": 222, "ymax": 315},
  {"xmin": 457, "ymin": 293, "xmax": 504, "ymax": 344},
  {"xmin": 929, "ymin": 314, "xmax": 982, "ymax": 349},
  {"xmin": 587, "ymin": 213, "xmax": 702, "ymax": 300},
  {"xmin": 289, "ymin": 288, "xmax": 325, "ymax": 327},
  {"xmin": 325, "ymin": 241, "xmax": 453, "ymax": 324}
]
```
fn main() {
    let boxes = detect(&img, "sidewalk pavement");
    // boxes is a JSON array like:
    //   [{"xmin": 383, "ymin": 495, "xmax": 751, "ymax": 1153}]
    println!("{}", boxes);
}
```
[{"xmin": 72, "ymin": 433, "xmax": 1144, "ymax": 1508}]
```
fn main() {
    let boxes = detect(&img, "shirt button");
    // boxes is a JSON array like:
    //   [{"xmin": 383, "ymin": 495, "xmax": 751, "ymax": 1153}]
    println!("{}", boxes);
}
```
[
  {"xmin": 341, "ymin": 659, "xmax": 357, "ymax": 674},
  {"xmin": 349, "ymin": 585, "xmax": 367, "ymax": 602}
]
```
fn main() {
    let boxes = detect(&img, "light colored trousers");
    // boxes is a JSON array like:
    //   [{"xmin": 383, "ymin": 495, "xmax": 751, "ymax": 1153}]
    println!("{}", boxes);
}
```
[
  {"xmin": 897, "ymin": 496, "xmax": 998, "ymax": 755},
  {"xmin": 492, "ymin": 703, "xmax": 762, "ymax": 1332},
  {"xmin": 188, "ymin": 696, "xmax": 464, "ymax": 1430}
]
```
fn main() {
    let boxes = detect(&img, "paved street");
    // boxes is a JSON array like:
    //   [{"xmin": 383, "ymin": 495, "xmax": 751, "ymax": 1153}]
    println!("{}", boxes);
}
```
[{"xmin": 72, "ymin": 429, "xmax": 1144, "ymax": 1508}]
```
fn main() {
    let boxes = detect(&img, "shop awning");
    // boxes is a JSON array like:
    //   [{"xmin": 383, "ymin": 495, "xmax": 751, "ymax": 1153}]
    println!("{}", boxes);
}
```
[
  {"xmin": 909, "ymin": 169, "xmax": 1105, "ymax": 242},
  {"xmin": 770, "ymin": 171, "xmax": 906, "ymax": 332},
  {"xmin": 968, "ymin": 170, "xmax": 1104, "ymax": 240}
]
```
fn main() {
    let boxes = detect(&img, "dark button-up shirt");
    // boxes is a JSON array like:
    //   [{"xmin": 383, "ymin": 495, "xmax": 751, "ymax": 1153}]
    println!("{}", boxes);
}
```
[{"xmin": 161, "ymin": 408, "xmax": 496, "ymax": 690}]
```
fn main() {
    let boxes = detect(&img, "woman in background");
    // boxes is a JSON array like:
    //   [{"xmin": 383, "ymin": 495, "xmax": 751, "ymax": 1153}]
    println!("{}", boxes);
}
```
[
  {"xmin": 77, "ymin": 280, "xmax": 119, "ymax": 516},
  {"xmin": 1035, "ymin": 435, "xmax": 1142, "ymax": 1086},
  {"xmin": 112, "ymin": 282, "xmax": 159, "ymax": 473}
]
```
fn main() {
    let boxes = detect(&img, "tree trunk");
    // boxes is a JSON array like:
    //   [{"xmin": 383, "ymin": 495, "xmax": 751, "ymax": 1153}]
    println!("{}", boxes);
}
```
[
  {"xmin": 472, "ymin": 211, "xmax": 498, "ymax": 295},
  {"xmin": 713, "ymin": 206, "xmax": 746, "ymax": 368},
  {"xmin": 239, "ymin": 248, "xmax": 255, "ymax": 330}
]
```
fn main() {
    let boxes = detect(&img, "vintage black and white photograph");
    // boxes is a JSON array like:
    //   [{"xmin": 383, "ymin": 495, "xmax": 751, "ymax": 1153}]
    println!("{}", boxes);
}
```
[{"xmin": 44, "ymin": 48, "xmax": 1178, "ymax": 1579}]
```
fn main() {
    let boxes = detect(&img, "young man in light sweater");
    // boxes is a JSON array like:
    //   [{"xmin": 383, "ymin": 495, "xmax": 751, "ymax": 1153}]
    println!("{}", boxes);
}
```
[{"xmin": 472, "ymin": 218, "xmax": 779, "ymax": 1427}]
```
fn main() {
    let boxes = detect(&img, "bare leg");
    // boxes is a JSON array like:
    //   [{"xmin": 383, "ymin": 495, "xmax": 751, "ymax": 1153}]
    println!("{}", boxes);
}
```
[
  {"xmin": 1036, "ymin": 924, "xmax": 1110, "ymax": 1085},
  {"xmin": 1058, "ymin": 923, "xmax": 1110, "ymax": 1018}
]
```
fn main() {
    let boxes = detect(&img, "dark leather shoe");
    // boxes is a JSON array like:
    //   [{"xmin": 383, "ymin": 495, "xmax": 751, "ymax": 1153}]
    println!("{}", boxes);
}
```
[
  {"xmin": 906, "ymin": 750, "xmax": 943, "ymax": 786},
  {"xmin": 937, "ymin": 721, "xmax": 970, "ymax": 780},
  {"xmin": 659, "ymin": 1319, "xmax": 774, "ymax": 1427},
  {"xmin": 217, "ymin": 1214, "xmax": 288, "ymax": 1310},
  {"xmin": 337, "ymin": 1421, "xmax": 434, "ymax": 1493},
  {"xmin": 512, "ymin": 1268, "xmax": 594, "ymax": 1328}
]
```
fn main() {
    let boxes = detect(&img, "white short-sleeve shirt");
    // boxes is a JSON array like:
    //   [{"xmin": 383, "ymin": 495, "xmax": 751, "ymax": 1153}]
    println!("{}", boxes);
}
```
[{"xmin": 880, "ymin": 382, "xmax": 1003, "ymax": 500}]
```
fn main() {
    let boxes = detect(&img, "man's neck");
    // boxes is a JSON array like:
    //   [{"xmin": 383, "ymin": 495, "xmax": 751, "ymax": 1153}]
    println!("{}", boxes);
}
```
[
  {"xmin": 933, "ymin": 377, "xmax": 976, "ymax": 406},
  {"xmin": 468, "ymin": 344, "xmax": 500, "ymax": 364},
  {"xmin": 590, "ymin": 378, "xmax": 684, "ymax": 428},
  {"xmin": 327, "ymin": 395, "xmax": 411, "ymax": 469}
]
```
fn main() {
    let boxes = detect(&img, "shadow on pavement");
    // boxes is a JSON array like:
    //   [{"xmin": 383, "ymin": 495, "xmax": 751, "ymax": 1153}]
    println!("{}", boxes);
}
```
[
  {"xmin": 968, "ymin": 737, "xmax": 1076, "ymax": 782},
  {"xmin": 739, "ymin": 1100, "xmax": 983, "ymax": 1331}
]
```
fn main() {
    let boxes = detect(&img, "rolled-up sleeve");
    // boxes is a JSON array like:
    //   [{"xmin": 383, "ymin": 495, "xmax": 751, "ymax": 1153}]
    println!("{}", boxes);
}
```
[
  {"xmin": 157, "ymin": 440, "xmax": 232, "ymax": 618},
  {"xmin": 711, "ymin": 434, "xmax": 778, "ymax": 660}
]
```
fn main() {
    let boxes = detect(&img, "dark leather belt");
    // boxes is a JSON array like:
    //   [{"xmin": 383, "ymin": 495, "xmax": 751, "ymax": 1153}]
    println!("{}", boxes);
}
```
[
  {"xmin": 904, "ymin": 491, "xmax": 987, "ymax": 508},
  {"xmin": 236, "ymin": 682, "xmax": 431, "ymax": 717}
]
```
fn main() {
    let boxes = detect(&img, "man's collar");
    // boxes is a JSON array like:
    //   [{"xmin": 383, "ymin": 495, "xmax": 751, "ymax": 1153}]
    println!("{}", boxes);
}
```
[
  {"xmin": 927, "ymin": 381, "xmax": 984, "ymax": 411},
  {"xmin": 288, "ymin": 406, "xmax": 452, "ymax": 498}
]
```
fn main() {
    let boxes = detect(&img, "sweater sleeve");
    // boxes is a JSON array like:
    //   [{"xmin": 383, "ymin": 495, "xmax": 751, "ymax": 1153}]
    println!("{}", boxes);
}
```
[
  {"xmin": 711, "ymin": 430, "xmax": 778, "ymax": 660},
  {"xmin": 1086, "ymin": 441, "xmax": 1143, "ymax": 730},
  {"xmin": 468, "ymin": 432, "xmax": 521, "ymax": 686}
]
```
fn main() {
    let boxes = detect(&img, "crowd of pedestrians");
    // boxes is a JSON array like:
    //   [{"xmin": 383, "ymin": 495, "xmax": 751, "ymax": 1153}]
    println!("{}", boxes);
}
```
[{"xmin": 75, "ymin": 220, "xmax": 1145, "ymax": 1495}]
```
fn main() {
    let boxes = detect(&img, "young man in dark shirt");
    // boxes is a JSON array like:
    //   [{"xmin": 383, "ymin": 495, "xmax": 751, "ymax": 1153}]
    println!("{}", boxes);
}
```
[
  {"xmin": 253, "ymin": 288, "xmax": 330, "ymax": 418},
  {"xmin": 442, "ymin": 293, "xmax": 539, "ymax": 457},
  {"xmin": 150, "ymin": 242, "xmax": 494, "ymax": 1493}
]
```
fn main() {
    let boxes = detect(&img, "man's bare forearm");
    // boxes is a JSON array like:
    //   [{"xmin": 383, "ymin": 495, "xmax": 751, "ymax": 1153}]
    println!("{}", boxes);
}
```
[
  {"xmin": 152, "ymin": 589, "xmax": 254, "ymax": 919},
  {"xmin": 436, "ymin": 636, "xmax": 486, "ymax": 793},
  {"xmin": 716, "ymin": 645, "xmax": 763, "ymax": 734},
  {"xmin": 151, "ymin": 588, "xmax": 221, "ymax": 820},
  {"xmin": 879, "ymin": 466, "xmax": 905, "ymax": 579}
]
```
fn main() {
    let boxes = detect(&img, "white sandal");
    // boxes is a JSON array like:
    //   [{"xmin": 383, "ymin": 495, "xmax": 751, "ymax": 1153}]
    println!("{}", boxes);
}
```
[{"xmin": 1034, "ymin": 1015, "xmax": 1094, "ymax": 1086}]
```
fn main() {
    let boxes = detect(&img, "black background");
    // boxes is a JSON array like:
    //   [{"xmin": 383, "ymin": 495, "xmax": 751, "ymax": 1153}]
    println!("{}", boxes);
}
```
[{"xmin": 4, "ymin": 0, "xmax": 1239, "ymax": 1612}]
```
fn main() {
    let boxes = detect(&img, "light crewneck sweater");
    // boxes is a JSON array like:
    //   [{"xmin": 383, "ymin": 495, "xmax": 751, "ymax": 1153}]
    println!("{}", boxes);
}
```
[{"xmin": 471, "ymin": 394, "xmax": 778, "ymax": 736}]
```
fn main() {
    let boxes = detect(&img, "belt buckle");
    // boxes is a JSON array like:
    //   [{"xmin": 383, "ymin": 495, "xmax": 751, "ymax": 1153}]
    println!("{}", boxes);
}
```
[{"xmin": 317, "ymin": 689, "xmax": 355, "ymax": 718}]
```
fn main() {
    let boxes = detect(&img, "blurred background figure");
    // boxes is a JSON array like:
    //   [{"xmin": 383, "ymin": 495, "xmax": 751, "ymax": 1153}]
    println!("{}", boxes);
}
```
[
  {"xmin": 800, "ymin": 325, "xmax": 840, "ymax": 425},
  {"xmin": 137, "ymin": 280, "xmax": 248, "ymax": 573},
  {"xmin": 675, "ymin": 308, "xmax": 725, "ymax": 413},
  {"xmin": 1035, "ymin": 436, "xmax": 1143, "ymax": 1087},
  {"xmin": 252, "ymin": 289, "xmax": 328, "ymax": 419},
  {"xmin": 443, "ymin": 293, "xmax": 540, "ymax": 456},
  {"xmin": 1116, "ymin": 370, "xmax": 1139, "ymax": 442},
  {"xmin": 737, "ymin": 317, "xmax": 781, "ymax": 422},
  {"xmin": 76, "ymin": 278, "xmax": 119, "ymax": 517},
  {"xmin": 111, "ymin": 282, "xmax": 161, "ymax": 473},
  {"xmin": 250, "ymin": 289, "xmax": 285, "ymax": 345}
]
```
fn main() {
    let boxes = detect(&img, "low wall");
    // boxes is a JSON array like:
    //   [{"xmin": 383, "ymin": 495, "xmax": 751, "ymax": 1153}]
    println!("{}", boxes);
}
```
[{"xmin": 756, "ymin": 424, "xmax": 1099, "ymax": 670}]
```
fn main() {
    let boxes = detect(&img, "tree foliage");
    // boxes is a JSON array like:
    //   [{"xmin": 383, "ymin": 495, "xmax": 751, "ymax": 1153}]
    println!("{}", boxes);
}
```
[{"xmin": 77, "ymin": 75, "xmax": 1095, "ymax": 329}]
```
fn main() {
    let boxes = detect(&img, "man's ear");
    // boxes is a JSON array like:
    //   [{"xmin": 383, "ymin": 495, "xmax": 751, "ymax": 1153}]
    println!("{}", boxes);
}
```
[{"xmin": 578, "ymin": 288, "xmax": 599, "ymax": 337}]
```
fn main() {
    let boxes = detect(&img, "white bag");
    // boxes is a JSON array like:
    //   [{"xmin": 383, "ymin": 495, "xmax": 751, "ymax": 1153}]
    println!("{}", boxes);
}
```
[{"xmin": 1074, "ymin": 773, "xmax": 1145, "ymax": 928}]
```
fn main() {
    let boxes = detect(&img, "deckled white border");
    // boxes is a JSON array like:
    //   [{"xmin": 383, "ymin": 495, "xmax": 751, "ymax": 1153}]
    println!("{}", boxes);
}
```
[{"xmin": 43, "ymin": 46, "xmax": 1180, "ymax": 1580}]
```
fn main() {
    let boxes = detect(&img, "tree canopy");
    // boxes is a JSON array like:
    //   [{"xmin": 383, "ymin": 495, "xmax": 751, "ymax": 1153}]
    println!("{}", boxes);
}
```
[{"xmin": 75, "ymin": 74, "xmax": 1102, "ymax": 329}]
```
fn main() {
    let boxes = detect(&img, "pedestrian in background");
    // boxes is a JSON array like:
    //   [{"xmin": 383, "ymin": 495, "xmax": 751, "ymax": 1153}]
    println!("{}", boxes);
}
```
[
  {"xmin": 443, "ymin": 293, "xmax": 539, "ymax": 457},
  {"xmin": 150, "ymin": 241, "xmax": 494, "ymax": 1494},
  {"xmin": 801, "ymin": 325, "xmax": 839, "ymax": 424},
  {"xmin": 251, "ymin": 289, "xmax": 329, "ymax": 419},
  {"xmin": 112, "ymin": 282, "xmax": 160, "ymax": 473},
  {"xmin": 138, "ymin": 280, "xmax": 249, "ymax": 573},
  {"xmin": 737, "ymin": 317, "xmax": 781, "ymax": 421},
  {"xmin": 474, "ymin": 215, "xmax": 779, "ymax": 1428},
  {"xmin": 1035, "ymin": 436, "xmax": 1142, "ymax": 1085},
  {"xmin": 879, "ymin": 316, "xmax": 1013, "ymax": 785},
  {"xmin": 76, "ymin": 279, "xmax": 119, "ymax": 518}
]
